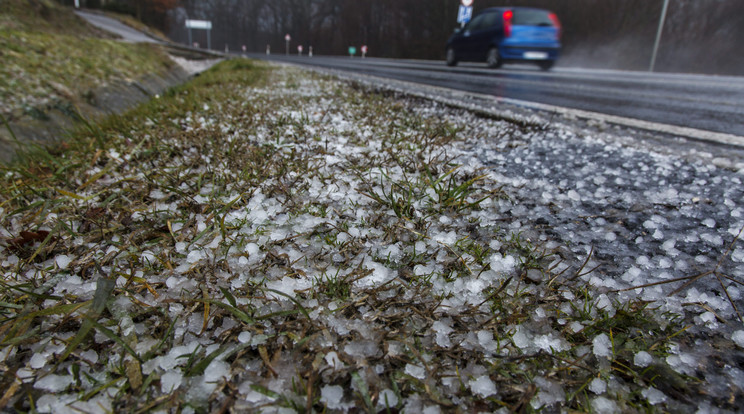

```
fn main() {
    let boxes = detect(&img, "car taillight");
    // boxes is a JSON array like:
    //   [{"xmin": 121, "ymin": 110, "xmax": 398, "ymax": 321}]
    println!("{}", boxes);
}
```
[
  {"xmin": 503, "ymin": 10, "xmax": 513, "ymax": 38},
  {"xmin": 549, "ymin": 12, "xmax": 562, "ymax": 39}
]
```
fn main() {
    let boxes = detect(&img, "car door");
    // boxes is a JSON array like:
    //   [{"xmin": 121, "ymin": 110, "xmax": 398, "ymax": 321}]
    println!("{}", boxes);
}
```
[
  {"xmin": 467, "ymin": 11, "xmax": 500, "ymax": 60},
  {"xmin": 458, "ymin": 13, "xmax": 490, "ymax": 60}
]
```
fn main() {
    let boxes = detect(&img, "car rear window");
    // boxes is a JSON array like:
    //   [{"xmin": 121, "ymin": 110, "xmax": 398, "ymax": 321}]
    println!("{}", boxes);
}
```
[{"xmin": 512, "ymin": 9, "xmax": 554, "ymax": 26}]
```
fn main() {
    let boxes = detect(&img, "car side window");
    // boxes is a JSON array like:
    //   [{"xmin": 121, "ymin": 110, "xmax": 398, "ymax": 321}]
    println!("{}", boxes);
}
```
[
  {"xmin": 483, "ymin": 12, "xmax": 499, "ymax": 29},
  {"xmin": 465, "ymin": 14, "xmax": 487, "ymax": 32}
]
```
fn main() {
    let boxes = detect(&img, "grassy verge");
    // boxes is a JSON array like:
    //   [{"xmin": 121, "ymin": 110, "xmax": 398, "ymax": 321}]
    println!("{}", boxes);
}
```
[
  {"xmin": 0, "ymin": 59, "xmax": 739, "ymax": 413},
  {"xmin": 0, "ymin": 0, "xmax": 175, "ymax": 121}
]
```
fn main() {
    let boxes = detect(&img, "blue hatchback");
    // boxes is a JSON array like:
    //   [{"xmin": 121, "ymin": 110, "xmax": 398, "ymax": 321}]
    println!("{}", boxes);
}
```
[{"xmin": 446, "ymin": 7, "xmax": 561, "ymax": 70}]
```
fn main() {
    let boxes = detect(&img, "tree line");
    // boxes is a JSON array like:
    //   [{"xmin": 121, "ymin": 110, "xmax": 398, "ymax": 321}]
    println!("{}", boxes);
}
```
[{"xmin": 59, "ymin": 0, "xmax": 744, "ymax": 75}]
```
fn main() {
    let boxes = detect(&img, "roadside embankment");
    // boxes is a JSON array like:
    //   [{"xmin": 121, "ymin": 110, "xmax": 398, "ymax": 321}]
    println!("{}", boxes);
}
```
[
  {"xmin": 0, "ymin": 0, "xmax": 220, "ymax": 163},
  {"xmin": 0, "ymin": 64, "xmax": 192, "ymax": 163}
]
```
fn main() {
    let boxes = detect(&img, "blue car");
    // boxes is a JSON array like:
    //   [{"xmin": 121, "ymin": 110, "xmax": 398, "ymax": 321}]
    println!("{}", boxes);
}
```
[{"xmin": 446, "ymin": 7, "xmax": 561, "ymax": 70}]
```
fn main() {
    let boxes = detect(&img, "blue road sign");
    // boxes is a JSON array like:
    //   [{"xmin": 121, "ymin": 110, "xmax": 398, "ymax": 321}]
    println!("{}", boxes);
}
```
[{"xmin": 457, "ymin": 5, "xmax": 473, "ymax": 24}]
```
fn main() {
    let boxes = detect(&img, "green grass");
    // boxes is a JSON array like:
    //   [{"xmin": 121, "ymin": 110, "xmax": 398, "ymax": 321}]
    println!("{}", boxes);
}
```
[
  {"xmin": 0, "ymin": 0, "xmax": 176, "ymax": 121},
  {"xmin": 0, "ymin": 58, "xmax": 739, "ymax": 413}
]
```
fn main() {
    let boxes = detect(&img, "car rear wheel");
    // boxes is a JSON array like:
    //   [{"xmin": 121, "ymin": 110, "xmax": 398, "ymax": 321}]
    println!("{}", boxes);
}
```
[
  {"xmin": 486, "ymin": 47, "xmax": 502, "ymax": 68},
  {"xmin": 446, "ymin": 48, "xmax": 458, "ymax": 67}
]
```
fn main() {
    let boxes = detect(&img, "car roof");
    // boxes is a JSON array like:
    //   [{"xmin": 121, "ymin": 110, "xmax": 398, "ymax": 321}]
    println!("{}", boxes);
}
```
[{"xmin": 479, "ymin": 6, "xmax": 552, "ymax": 13}]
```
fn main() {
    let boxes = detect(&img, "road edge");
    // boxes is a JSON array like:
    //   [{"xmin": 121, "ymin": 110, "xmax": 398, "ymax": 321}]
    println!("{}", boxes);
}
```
[{"xmin": 304, "ymin": 65, "xmax": 744, "ymax": 149}]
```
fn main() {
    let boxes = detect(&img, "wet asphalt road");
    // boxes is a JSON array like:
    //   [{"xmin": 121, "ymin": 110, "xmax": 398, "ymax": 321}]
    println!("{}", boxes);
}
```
[
  {"xmin": 71, "ymin": 11, "xmax": 744, "ymax": 139},
  {"xmin": 251, "ymin": 54, "xmax": 744, "ymax": 139},
  {"xmin": 71, "ymin": 9, "xmax": 744, "ymax": 140}
]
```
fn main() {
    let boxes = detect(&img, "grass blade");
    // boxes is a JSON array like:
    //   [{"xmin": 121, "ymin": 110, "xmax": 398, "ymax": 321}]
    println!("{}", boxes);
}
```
[
  {"xmin": 185, "ymin": 345, "xmax": 226, "ymax": 377},
  {"xmin": 264, "ymin": 288, "xmax": 311, "ymax": 321},
  {"xmin": 58, "ymin": 276, "xmax": 116, "ymax": 363},
  {"xmin": 351, "ymin": 371, "xmax": 375, "ymax": 413}
]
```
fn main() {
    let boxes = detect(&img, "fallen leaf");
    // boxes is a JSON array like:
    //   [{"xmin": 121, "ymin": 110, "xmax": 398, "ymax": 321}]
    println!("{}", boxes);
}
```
[
  {"xmin": 125, "ymin": 359, "xmax": 143, "ymax": 391},
  {"xmin": 7, "ymin": 230, "xmax": 50, "ymax": 251}
]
